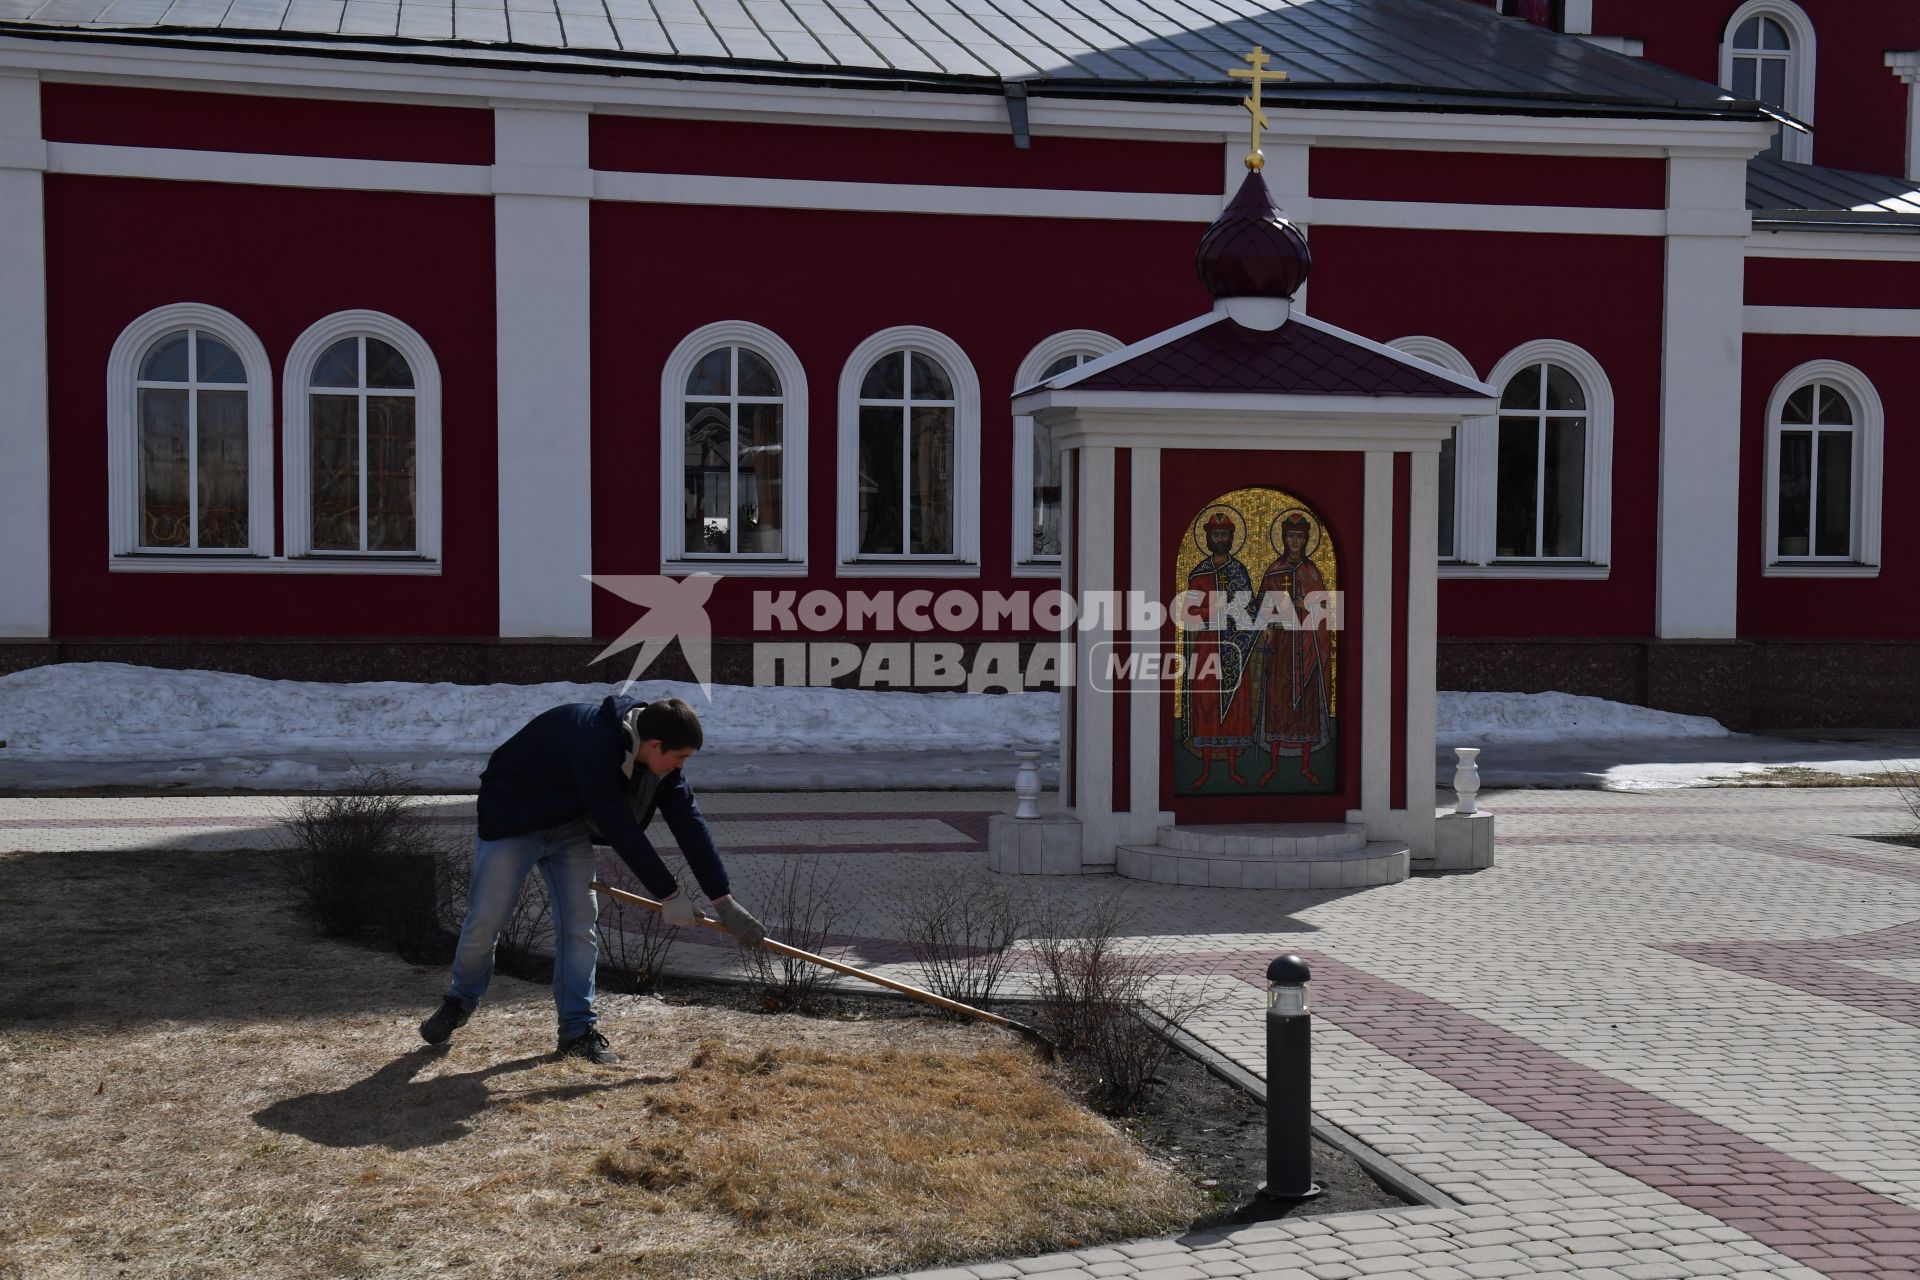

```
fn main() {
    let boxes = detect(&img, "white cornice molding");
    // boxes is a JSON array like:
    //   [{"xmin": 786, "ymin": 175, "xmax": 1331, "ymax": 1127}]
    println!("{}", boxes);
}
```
[
  {"xmin": 1747, "ymin": 229, "xmax": 1920, "ymax": 260},
  {"xmin": 1883, "ymin": 51, "xmax": 1919, "ymax": 84},
  {"xmin": 2, "ymin": 37, "xmax": 1777, "ymax": 155},
  {"xmin": 1744, "ymin": 305, "xmax": 1920, "ymax": 337}
]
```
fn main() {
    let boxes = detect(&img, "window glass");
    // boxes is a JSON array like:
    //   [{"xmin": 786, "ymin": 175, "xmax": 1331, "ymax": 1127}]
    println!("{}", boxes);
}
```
[
  {"xmin": 737, "ymin": 350, "xmax": 779, "ymax": 397},
  {"xmin": 1542, "ymin": 417, "xmax": 1587, "ymax": 558},
  {"xmin": 141, "ymin": 333, "xmax": 190, "ymax": 383},
  {"xmin": 1495, "ymin": 418, "xmax": 1539, "ymax": 558},
  {"xmin": 139, "ymin": 388, "xmax": 190, "ymax": 547},
  {"xmin": 687, "ymin": 349, "xmax": 729, "ymax": 398},
  {"xmin": 910, "ymin": 352, "xmax": 953, "ymax": 400},
  {"xmin": 366, "ymin": 339, "xmax": 413, "ymax": 390},
  {"xmin": 1817, "ymin": 384, "xmax": 1852, "ymax": 425},
  {"xmin": 196, "ymin": 389, "xmax": 250, "ymax": 548},
  {"xmin": 1499, "ymin": 363, "xmax": 1541, "ymax": 411},
  {"xmin": 1776, "ymin": 429, "xmax": 1812, "ymax": 556},
  {"xmin": 1544, "ymin": 365, "xmax": 1584, "ymax": 411},
  {"xmin": 1814, "ymin": 431, "xmax": 1853, "ymax": 557},
  {"xmin": 1438, "ymin": 428, "xmax": 1457, "ymax": 558},
  {"xmin": 310, "ymin": 393, "xmax": 360, "ymax": 551},
  {"xmin": 196, "ymin": 336, "xmax": 245, "ymax": 385},
  {"xmin": 1782, "ymin": 385, "xmax": 1814, "ymax": 424},
  {"xmin": 366, "ymin": 396, "xmax": 416, "ymax": 551},
  {"xmin": 858, "ymin": 404, "xmax": 904, "ymax": 554},
  {"xmin": 1024, "ymin": 348, "xmax": 1101, "ymax": 561},
  {"xmin": 736, "ymin": 403, "xmax": 783, "ymax": 554},
  {"xmin": 684, "ymin": 403, "xmax": 731, "ymax": 554},
  {"xmin": 313, "ymin": 338, "xmax": 358, "ymax": 388},
  {"xmin": 909, "ymin": 405, "xmax": 955, "ymax": 555},
  {"xmin": 861, "ymin": 352, "xmax": 904, "ymax": 400}
]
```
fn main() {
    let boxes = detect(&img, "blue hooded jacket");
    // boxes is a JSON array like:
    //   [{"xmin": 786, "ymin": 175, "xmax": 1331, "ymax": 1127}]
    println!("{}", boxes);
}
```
[{"xmin": 475, "ymin": 695, "xmax": 729, "ymax": 902}]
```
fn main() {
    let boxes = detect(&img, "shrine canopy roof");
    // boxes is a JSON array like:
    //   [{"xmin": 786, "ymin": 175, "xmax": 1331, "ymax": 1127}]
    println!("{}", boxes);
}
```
[
  {"xmin": 1011, "ymin": 309, "xmax": 1495, "ymax": 423},
  {"xmin": 0, "ymin": 0, "xmax": 1768, "ymax": 124}
]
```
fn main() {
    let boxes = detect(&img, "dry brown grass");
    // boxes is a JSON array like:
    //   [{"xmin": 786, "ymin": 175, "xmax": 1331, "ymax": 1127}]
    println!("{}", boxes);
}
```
[{"xmin": 0, "ymin": 848, "xmax": 1199, "ymax": 1280}]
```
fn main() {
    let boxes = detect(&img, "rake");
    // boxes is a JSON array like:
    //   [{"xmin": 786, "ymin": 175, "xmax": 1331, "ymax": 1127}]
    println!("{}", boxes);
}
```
[{"xmin": 589, "ymin": 880, "xmax": 1058, "ymax": 1060}]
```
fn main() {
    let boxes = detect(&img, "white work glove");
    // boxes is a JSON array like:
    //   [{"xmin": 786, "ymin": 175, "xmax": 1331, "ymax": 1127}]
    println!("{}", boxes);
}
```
[
  {"xmin": 657, "ymin": 889, "xmax": 697, "ymax": 929},
  {"xmin": 712, "ymin": 895, "xmax": 766, "ymax": 950}
]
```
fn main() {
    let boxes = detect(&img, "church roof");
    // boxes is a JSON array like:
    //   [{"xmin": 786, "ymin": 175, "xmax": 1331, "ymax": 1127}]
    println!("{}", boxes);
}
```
[
  {"xmin": 1748, "ymin": 158, "xmax": 1920, "ymax": 234},
  {"xmin": 1016, "ymin": 310, "xmax": 1493, "ymax": 405},
  {"xmin": 0, "ymin": 0, "xmax": 1766, "ymax": 123}
]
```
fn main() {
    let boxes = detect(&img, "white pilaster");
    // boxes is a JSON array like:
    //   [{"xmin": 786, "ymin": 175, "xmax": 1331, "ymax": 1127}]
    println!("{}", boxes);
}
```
[
  {"xmin": 1359, "ymin": 450, "xmax": 1394, "ymax": 824},
  {"xmin": 1656, "ymin": 153, "xmax": 1751, "ymax": 639},
  {"xmin": 1889, "ymin": 54, "xmax": 1920, "ymax": 181},
  {"xmin": 0, "ymin": 71, "xmax": 49, "ymax": 638},
  {"xmin": 1072, "ymin": 445, "xmax": 1118, "ymax": 864},
  {"xmin": 1404, "ymin": 448, "xmax": 1439, "ymax": 856},
  {"xmin": 1059, "ymin": 447, "xmax": 1075, "ymax": 810},
  {"xmin": 494, "ymin": 104, "xmax": 594, "ymax": 638},
  {"xmin": 1127, "ymin": 447, "xmax": 1166, "ymax": 839}
]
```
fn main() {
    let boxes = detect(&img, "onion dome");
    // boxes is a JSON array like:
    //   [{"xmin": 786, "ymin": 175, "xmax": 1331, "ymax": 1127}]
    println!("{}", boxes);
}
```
[{"xmin": 1195, "ymin": 169, "xmax": 1311, "ymax": 305}]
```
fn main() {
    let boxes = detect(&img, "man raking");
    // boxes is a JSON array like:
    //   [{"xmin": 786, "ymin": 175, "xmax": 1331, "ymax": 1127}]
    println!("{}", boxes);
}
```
[{"xmin": 420, "ymin": 695, "xmax": 765, "ymax": 1062}]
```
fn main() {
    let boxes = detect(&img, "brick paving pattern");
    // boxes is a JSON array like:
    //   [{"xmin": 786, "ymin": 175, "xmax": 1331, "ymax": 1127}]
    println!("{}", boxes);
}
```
[{"xmin": 5, "ymin": 785, "xmax": 1920, "ymax": 1278}]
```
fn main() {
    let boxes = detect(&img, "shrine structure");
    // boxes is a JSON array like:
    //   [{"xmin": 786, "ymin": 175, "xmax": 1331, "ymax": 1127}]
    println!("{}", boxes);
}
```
[{"xmin": 990, "ymin": 51, "xmax": 1499, "ymax": 885}]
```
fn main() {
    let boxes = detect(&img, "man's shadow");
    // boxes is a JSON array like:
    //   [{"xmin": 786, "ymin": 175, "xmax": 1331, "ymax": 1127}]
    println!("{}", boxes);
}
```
[{"xmin": 252, "ymin": 1047, "xmax": 657, "ymax": 1152}]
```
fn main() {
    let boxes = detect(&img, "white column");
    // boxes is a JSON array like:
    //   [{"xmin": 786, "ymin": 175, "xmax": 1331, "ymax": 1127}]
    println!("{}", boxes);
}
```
[
  {"xmin": 0, "ymin": 71, "xmax": 49, "ymax": 638},
  {"xmin": 1358, "ymin": 450, "xmax": 1394, "ymax": 825},
  {"xmin": 1073, "ymin": 445, "xmax": 1117, "ymax": 864},
  {"xmin": 1127, "ymin": 446, "xmax": 1165, "ymax": 839},
  {"xmin": 494, "ymin": 104, "xmax": 594, "ymax": 638},
  {"xmin": 1058, "ymin": 445, "xmax": 1075, "ymax": 811},
  {"xmin": 1655, "ymin": 152, "xmax": 1751, "ymax": 640},
  {"xmin": 1404, "ymin": 447, "xmax": 1440, "ymax": 855},
  {"xmin": 1889, "ymin": 55, "xmax": 1920, "ymax": 181}
]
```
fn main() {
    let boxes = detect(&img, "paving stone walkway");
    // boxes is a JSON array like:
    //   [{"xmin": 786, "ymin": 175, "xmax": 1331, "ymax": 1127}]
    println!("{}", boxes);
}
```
[{"xmin": 5, "ymin": 786, "xmax": 1919, "ymax": 1279}]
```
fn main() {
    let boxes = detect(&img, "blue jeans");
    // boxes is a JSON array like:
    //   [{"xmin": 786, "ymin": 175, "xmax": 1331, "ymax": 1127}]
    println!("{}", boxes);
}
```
[{"xmin": 446, "ymin": 818, "xmax": 600, "ymax": 1041}]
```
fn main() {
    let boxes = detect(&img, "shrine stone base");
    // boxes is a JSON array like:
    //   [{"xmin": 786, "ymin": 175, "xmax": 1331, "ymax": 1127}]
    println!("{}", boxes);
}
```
[
  {"xmin": 986, "ymin": 813, "xmax": 1090, "ymax": 876},
  {"xmin": 1424, "ymin": 810, "xmax": 1496, "ymax": 872},
  {"xmin": 1116, "ymin": 822, "xmax": 1409, "ymax": 888}
]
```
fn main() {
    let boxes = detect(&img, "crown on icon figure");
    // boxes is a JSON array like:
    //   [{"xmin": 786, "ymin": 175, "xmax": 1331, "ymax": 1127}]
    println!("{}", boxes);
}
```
[
  {"xmin": 1280, "ymin": 513, "xmax": 1312, "ymax": 535},
  {"xmin": 1205, "ymin": 512, "xmax": 1236, "ymax": 534}
]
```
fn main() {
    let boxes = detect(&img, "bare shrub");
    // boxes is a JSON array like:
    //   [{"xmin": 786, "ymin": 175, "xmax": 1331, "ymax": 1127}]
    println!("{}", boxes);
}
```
[
  {"xmin": 1027, "ymin": 893, "xmax": 1215, "ymax": 1114},
  {"xmin": 897, "ymin": 869, "xmax": 1029, "ymax": 1011},
  {"xmin": 1895, "ymin": 761, "xmax": 1920, "ymax": 835},
  {"xmin": 282, "ymin": 770, "xmax": 441, "ymax": 958},
  {"xmin": 600, "ymin": 892, "xmax": 680, "ymax": 994},
  {"xmin": 743, "ymin": 855, "xmax": 844, "ymax": 1011}
]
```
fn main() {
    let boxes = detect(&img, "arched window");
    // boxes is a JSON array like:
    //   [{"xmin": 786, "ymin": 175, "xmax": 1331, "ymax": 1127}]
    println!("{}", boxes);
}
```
[
  {"xmin": 1764, "ymin": 361, "xmax": 1883, "ymax": 575},
  {"xmin": 1721, "ymin": 1, "xmax": 1815, "ymax": 163},
  {"xmin": 283, "ymin": 311, "xmax": 442, "ymax": 563},
  {"xmin": 659, "ymin": 322, "xmax": 807, "ymax": 573},
  {"xmin": 1471, "ymin": 341, "xmax": 1614, "ymax": 572},
  {"xmin": 1013, "ymin": 330, "xmax": 1120, "ymax": 575},
  {"xmin": 836, "ymin": 326, "xmax": 980, "ymax": 575},
  {"xmin": 107, "ymin": 303, "xmax": 273, "ymax": 561},
  {"xmin": 1389, "ymin": 336, "xmax": 1479, "ymax": 563}
]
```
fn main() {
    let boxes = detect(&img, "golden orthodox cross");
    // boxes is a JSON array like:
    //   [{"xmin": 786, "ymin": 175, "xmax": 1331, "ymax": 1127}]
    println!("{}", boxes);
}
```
[{"xmin": 1227, "ymin": 46, "xmax": 1288, "ymax": 171}]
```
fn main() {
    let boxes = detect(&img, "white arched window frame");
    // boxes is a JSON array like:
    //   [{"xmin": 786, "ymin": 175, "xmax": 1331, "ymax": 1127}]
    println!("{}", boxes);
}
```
[
  {"xmin": 1388, "ymin": 336, "xmax": 1481, "ymax": 565},
  {"xmin": 836, "ymin": 325, "xmax": 981, "ymax": 577},
  {"xmin": 1762, "ymin": 360, "xmax": 1883, "ymax": 577},
  {"xmin": 1720, "ymin": 0, "xmax": 1816, "ymax": 164},
  {"xmin": 106, "ymin": 303, "xmax": 274, "ymax": 566},
  {"xmin": 1012, "ymin": 329, "xmax": 1121, "ymax": 577},
  {"xmin": 283, "ymin": 310, "xmax": 442, "ymax": 570},
  {"xmin": 1456, "ymin": 340, "xmax": 1613, "ymax": 578},
  {"xmin": 658, "ymin": 321, "xmax": 809, "ymax": 577}
]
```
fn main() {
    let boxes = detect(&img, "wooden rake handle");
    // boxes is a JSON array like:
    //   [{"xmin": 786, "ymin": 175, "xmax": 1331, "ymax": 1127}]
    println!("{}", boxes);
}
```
[{"xmin": 588, "ymin": 879, "xmax": 1038, "ymax": 1040}]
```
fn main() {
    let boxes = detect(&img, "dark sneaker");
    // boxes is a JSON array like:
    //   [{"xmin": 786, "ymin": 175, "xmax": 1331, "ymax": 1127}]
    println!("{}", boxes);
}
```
[
  {"xmin": 558, "ymin": 1029, "xmax": 620, "ymax": 1064},
  {"xmin": 419, "ymin": 995, "xmax": 472, "ymax": 1045}
]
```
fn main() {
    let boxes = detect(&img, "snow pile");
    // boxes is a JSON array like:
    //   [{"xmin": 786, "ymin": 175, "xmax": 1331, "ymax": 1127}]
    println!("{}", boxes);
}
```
[
  {"xmin": 0, "ymin": 663, "xmax": 1057, "ymax": 760},
  {"xmin": 1437, "ymin": 690, "xmax": 1731, "ymax": 744},
  {"xmin": 0, "ymin": 664, "xmax": 1737, "ymax": 769}
]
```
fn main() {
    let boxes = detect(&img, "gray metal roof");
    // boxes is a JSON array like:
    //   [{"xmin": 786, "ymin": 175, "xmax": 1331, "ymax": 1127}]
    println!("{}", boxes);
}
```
[
  {"xmin": 0, "ymin": 0, "xmax": 1766, "ymax": 120},
  {"xmin": 1749, "ymin": 157, "xmax": 1920, "ymax": 232}
]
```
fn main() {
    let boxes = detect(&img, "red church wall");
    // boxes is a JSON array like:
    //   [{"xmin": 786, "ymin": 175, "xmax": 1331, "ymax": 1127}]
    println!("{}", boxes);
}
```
[
  {"xmin": 1745, "ymin": 258, "xmax": 1920, "ymax": 310},
  {"xmin": 587, "ymin": 200, "xmax": 1210, "ymax": 639},
  {"xmin": 1157, "ymin": 450, "xmax": 1365, "ymax": 826},
  {"xmin": 43, "ymin": 176, "xmax": 499, "ymax": 637},
  {"xmin": 1588, "ymin": 1, "xmax": 1920, "ymax": 178},
  {"xmin": 1309, "ymin": 148, "xmax": 1666, "ymax": 210},
  {"xmin": 589, "ymin": 116, "xmax": 1222, "ymax": 194},
  {"xmin": 1738, "ymin": 334, "xmax": 1920, "ymax": 640},
  {"xmin": 39, "ymin": 84, "xmax": 494, "ymax": 165},
  {"xmin": 1307, "ymin": 225, "xmax": 1665, "ymax": 639}
]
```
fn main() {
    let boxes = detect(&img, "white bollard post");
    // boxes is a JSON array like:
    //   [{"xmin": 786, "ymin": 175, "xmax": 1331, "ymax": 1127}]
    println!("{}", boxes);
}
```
[
  {"xmin": 1452, "ymin": 747, "xmax": 1482, "ymax": 814},
  {"xmin": 1013, "ymin": 750, "xmax": 1043, "ymax": 819}
]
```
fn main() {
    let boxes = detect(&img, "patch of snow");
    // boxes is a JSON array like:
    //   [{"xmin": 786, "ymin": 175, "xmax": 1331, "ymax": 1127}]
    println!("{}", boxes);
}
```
[{"xmin": 1437, "ymin": 690, "xmax": 1730, "ymax": 745}]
